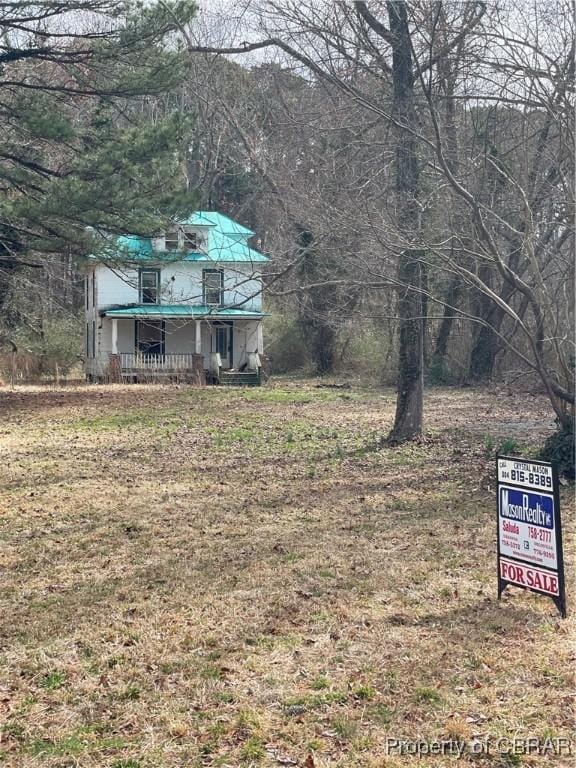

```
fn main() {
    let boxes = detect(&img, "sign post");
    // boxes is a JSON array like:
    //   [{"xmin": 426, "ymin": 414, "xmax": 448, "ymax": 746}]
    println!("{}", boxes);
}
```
[{"xmin": 497, "ymin": 456, "xmax": 566, "ymax": 618}]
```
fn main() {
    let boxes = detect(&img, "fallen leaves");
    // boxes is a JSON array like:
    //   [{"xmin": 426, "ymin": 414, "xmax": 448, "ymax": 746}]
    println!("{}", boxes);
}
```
[{"xmin": 0, "ymin": 381, "xmax": 572, "ymax": 768}]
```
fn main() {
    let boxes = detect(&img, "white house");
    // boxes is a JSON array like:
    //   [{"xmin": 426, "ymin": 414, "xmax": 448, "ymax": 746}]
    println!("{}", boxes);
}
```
[{"xmin": 84, "ymin": 211, "xmax": 268, "ymax": 384}]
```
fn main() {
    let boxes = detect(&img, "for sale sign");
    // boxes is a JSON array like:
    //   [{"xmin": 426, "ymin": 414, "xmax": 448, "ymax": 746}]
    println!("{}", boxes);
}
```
[
  {"xmin": 497, "ymin": 457, "xmax": 566, "ymax": 617},
  {"xmin": 499, "ymin": 486, "xmax": 556, "ymax": 568},
  {"xmin": 499, "ymin": 559, "xmax": 560, "ymax": 596}
]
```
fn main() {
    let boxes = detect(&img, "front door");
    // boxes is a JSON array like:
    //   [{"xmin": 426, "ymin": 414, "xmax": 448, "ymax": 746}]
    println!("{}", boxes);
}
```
[
  {"xmin": 136, "ymin": 320, "xmax": 165, "ymax": 356},
  {"xmin": 214, "ymin": 323, "xmax": 233, "ymax": 368}
]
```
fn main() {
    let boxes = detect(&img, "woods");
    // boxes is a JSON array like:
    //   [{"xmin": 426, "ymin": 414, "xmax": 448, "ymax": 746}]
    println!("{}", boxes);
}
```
[
  {"xmin": 0, "ymin": 0, "xmax": 574, "ymax": 447},
  {"xmin": 185, "ymin": 0, "xmax": 574, "ymax": 451}
]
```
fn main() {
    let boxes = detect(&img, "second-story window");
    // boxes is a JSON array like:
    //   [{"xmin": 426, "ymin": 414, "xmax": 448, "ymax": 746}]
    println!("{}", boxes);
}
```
[
  {"xmin": 140, "ymin": 269, "xmax": 160, "ymax": 304},
  {"xmin": 203, "ymin": 269, "xmax": 223, "ymax": 306},
  {"xmin": 165, "ymin": 229, "xmax": 179, "ymax": 251}
]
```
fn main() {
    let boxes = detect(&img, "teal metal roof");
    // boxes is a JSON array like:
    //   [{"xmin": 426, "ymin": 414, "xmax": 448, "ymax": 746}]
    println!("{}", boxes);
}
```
[
  {"xmin": 116, "ymin": 235, "xmax": 152, "ymax": 255},
  {"xmin": 185, "ymin": 211, "xmax": 255, "ymax": 236},
  {"xmin": 196, "ymin": 228, "xmax": 266, "ymax": 263},
  {"xmin": 93, "ymin": 211, "xmax": 266, "ymax": 264},
  {"xmin": 102, "ymin": 304, "xmax": 267, "ymax": 319}
]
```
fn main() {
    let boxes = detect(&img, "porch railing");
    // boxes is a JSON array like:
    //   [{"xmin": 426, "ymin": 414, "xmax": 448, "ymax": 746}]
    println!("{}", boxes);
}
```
[{"xmin": 120, "ymin": 352, "xmax": 196, "ymax": 371}]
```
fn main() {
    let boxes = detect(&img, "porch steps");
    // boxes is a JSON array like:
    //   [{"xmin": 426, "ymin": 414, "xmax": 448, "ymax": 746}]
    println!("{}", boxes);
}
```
[{"xmin": 219, "ymin": 370, "xmax": 261, "ymax": 387}]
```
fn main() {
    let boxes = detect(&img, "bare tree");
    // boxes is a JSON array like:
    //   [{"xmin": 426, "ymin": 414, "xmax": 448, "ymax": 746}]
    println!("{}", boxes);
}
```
[{"xmin": 182, "ymin": 0, "xmax": 574, "ymax": 443}]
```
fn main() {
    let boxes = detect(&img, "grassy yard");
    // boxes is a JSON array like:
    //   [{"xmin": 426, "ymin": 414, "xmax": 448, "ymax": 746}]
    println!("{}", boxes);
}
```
[{"xmin": 0, "ymin": 380, "xmax": 573, "ymax": 768}]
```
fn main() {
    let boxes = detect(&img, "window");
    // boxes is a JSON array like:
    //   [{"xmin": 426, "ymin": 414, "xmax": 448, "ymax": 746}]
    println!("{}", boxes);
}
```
[
  {"xmin": 136, "ymin": 320, "xmax": 165, "ymax": 356},
  {"xmin": 86, "ymin": 322, "xmax": 90, "ymax": 357},
  {"xmin": 183, "ymin": 230, "xmax": 197, "ymax": 250},
  {"xmin": 203, "ymin": 269, "xmax": 223, "ymax": 306},
  {"xmin": 92, "ymin": 320, "xmax": 96, "ymax": 358},
  {"xmin": 85, "ymin": 277, "xmax": 89, "ymax": 310},
  {"xmin": 91, "ymin": 271, "xmax": 96, "ymax": 308},
  {"xmin": 139, "ymin": 269, "xmax": 160, "ymax": 304},
  {"xmin": 165, "ymin": 229, "xmax": 179, "ymax": 251}
]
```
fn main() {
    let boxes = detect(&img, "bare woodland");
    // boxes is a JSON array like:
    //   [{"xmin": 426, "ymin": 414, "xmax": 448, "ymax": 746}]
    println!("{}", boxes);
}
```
[{"xmin": 0, "ymin": 1, "xmax": 574, "ymax": 446}]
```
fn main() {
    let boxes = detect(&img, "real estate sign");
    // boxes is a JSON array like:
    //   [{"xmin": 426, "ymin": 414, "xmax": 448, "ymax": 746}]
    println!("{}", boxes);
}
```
[{"xmin": 497, "ymin": 456, "xmax": 566, "ymax": 617}]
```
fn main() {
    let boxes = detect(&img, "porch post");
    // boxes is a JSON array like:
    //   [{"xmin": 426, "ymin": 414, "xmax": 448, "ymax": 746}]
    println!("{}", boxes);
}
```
[
  {"xmin": 111, "ymin": 318, "xmax": 118, "ymax": 354},
  {"xmin": 257, "ymin": 322, "xmax": 264, "ymax": 355},
  {"xmin": 191, "ymin": 319, "xmax": 205, "ymax": 386}
]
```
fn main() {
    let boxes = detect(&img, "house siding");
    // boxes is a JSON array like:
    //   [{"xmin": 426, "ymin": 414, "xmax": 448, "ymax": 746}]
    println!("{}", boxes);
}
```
[
  {"xmin": 95, "ymin": 265, "xmax": 139, "ymax": 306},
  {"xmin": 233, "ymin": 322, "xmax": 260, "ymax": 367},
  {"xmin": 117, "ymin": 319, "xmax": 134, "ymax": 353},
  {"xmin": 94, "ymin": 262, "xmax": 262, "ymax": 312},
  {"xmin": 223, "ymin": 267, "xmax": 262, "ymax": 312}
]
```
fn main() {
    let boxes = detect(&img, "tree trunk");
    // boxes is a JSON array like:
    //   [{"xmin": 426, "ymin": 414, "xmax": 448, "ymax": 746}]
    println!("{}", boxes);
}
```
[
  {"xmin": 469, "ymin": 321, "xmax": 499, "ymax": 380},
  {"xmin": 387, "ymin": 0, "xmax": 425, "ymax": 443},
  {"xmin": 390, "ymin": 251, "xmax": 425, "ymax": 442},
  {"xmin": 429, "ymin": 25, "xmax": 462, "ymax": 385},
  {"xmin": 429, "ymin": 273, "xmax": 462, "ymax": 383},
  {"xmin": 314, "ymin": 324, "xmax": 336, "ymax": 374},
  {"xmin": 468, "ymin": 245, "xmax": 521, "ymax": 381},
  {"xmin": 295, "ymin": 226, "xmax": 337, "ymax": 375}
]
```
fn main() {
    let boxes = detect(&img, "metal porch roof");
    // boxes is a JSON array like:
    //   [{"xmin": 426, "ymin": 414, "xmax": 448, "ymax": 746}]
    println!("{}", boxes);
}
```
[{"xmin": 101, "ymin": 304, "xmax": 267, "ymax": 320}]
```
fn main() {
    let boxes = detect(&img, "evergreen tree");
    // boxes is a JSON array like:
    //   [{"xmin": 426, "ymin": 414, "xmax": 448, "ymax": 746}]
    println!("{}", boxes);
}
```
[{"xmin": 0, "ymin": 1, "xmax": 197, "ymax": 265}]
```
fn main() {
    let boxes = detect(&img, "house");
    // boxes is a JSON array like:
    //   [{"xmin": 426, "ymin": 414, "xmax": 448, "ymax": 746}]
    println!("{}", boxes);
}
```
[{"xmin": 84, "ymin": 211, "xmax": 268, "ymax": 384}]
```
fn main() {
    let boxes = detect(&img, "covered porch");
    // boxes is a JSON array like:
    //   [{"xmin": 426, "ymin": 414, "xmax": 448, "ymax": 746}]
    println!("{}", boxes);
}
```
[{"xmin": 99, "ymin": 305, "xmax": 265, "ymax": 383}]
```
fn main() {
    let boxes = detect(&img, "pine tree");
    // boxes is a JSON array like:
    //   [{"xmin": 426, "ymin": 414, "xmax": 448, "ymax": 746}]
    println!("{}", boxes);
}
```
[{"xmin": 0, "ymin": 1, "xmax": 197, "ymax": 264}]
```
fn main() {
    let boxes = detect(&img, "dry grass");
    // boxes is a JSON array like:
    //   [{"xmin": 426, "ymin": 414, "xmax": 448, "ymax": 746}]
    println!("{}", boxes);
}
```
[{"xmin": 0, "ymin": 379, "xmax": 573, "ymax": 768}]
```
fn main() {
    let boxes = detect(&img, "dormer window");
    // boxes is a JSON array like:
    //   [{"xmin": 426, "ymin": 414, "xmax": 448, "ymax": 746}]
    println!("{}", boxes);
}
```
[
  {"xmin": 165, "ymin": 229, "xmax": 179, "ymax": 251},
  {"xmin": 183, "ymin": 230, "xmax": 197, "ymax": 249},
  {"xmin": 162, "ymin": 227, "xmax": 200, "ymax": 251}
]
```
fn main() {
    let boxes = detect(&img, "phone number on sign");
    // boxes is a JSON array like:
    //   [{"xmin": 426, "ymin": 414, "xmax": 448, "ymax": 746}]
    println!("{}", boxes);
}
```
[
  {"xmin": 509, "ymin": 469, "xmax": 552, "ymax": 488},
  {"xmin": 527, "ymin": 525, "xmax": 552, "ymax": 543}
]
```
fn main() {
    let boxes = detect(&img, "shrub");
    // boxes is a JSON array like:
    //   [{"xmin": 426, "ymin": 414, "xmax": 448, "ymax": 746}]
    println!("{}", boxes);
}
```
[
  {"xmin": 340, "ymin": 325, "xmax": 390, "ymax": 383},
  {"xmin": 427, "ymin": 356, "xmax": 458, "ymax": 386},
  {"xmin": 498, "ymin": 437, "xmax": 521, "ymax": 456},
  {"xmin": 264, "ymin": 311, "xmax": 308, "ymax": 373},
  {"xmin": 539, "ymin": 421, "xmax": 575, "ymax": 480},
  {"xmin": 0, "ymin": 316, "xmax": 82, "ymax": 382}
]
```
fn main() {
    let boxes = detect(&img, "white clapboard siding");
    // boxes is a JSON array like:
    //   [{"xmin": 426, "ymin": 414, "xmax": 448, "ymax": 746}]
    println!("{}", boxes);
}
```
[{"xmin": 95, "ymin": 262, "xmax": 263, "ymax": 312}]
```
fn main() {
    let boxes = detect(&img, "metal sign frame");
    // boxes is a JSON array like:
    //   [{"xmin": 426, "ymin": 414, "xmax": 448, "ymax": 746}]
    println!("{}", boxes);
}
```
[{"xmin": 496, "ymin": 455, "xmax": 566, "ymax": 618}]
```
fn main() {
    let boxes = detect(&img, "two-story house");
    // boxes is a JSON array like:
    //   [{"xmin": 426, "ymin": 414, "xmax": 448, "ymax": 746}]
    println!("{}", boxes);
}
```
[{"xmin": 84, "ymin": 211, "xmax": 268, "ymax": 384}]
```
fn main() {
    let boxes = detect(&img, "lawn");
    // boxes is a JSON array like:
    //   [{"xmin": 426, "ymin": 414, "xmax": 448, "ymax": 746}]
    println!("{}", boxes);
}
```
[{"xmin": 0, "ymin": 380, "xmax": 573, "ymax": 767}]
